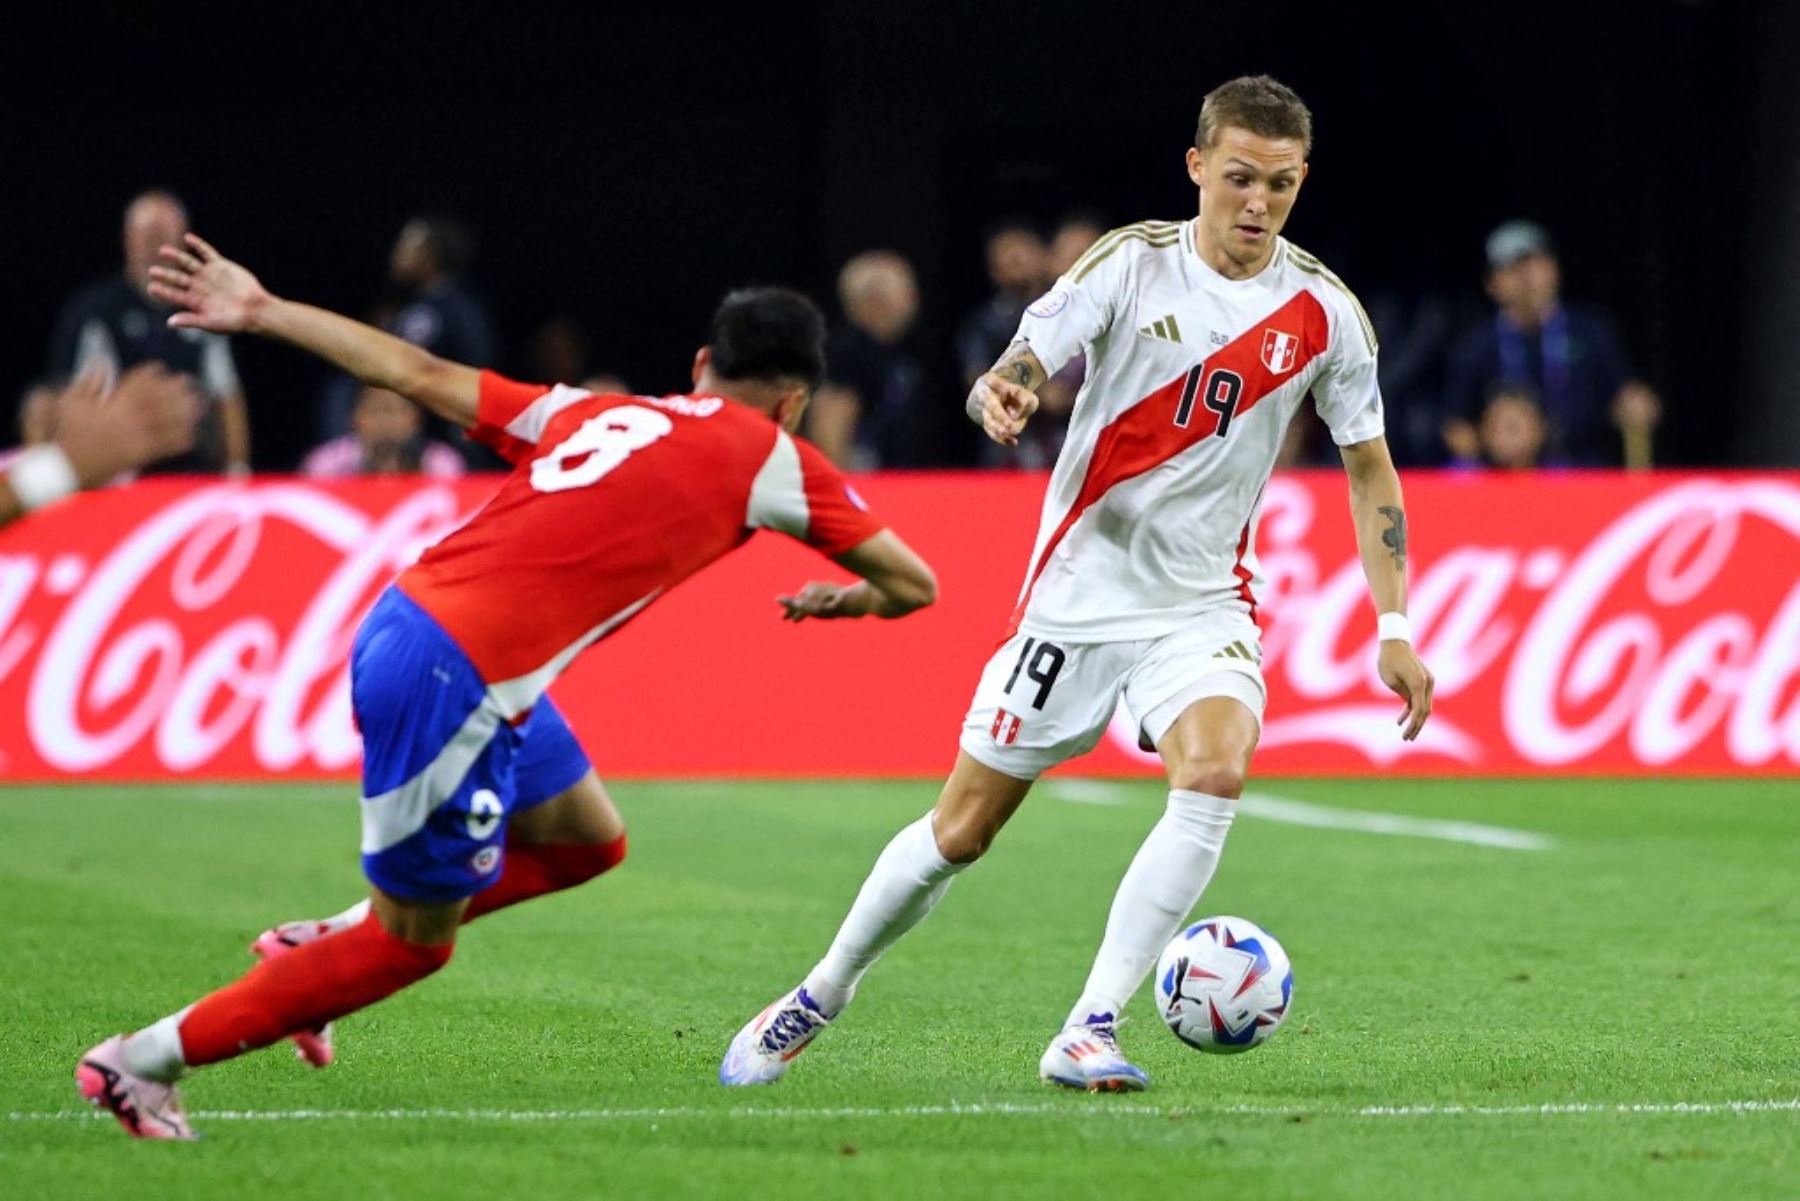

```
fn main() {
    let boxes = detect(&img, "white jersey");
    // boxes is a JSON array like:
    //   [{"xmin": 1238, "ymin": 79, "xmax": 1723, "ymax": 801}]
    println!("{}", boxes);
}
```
[{"xmin": 1005, "ymin": 218, "xmax": 1383, "ymax": 642}]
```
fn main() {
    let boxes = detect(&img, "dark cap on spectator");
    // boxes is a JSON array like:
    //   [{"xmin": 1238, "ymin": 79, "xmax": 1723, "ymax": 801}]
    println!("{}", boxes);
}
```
[{"xmin": 1486, "ymin": 220, "xmax": 1555, "ymax": 270}]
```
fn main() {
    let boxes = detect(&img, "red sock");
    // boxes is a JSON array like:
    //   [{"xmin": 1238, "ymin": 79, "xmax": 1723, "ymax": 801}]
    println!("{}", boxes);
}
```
[
  {"xmin": 178, "ymin": 914, "xmax": 452, "ymax": 1067},
  {"xmin": 462, "ymin": 835, "xmax": 627, "ymax": 924}
]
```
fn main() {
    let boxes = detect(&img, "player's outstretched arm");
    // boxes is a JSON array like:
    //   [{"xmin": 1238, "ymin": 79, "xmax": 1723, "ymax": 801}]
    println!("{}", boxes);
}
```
[
  {"xmin": 1340, "ymin": 436, "xmax": 1435, "ymax": 741},
  {"xmin": 0, "ymin": 365, "xmax": 201, "ymax": 528},
  {"xmin": 777, "ymin": 530, "xmax": 938, "ymax": 621},
  {"xmin": 966, "ymin": 341, "xmax": 1047, "ymax": 447},
  {"xmin": 147, "ymin": 233, "xmax": 480, "ymax": 429}
]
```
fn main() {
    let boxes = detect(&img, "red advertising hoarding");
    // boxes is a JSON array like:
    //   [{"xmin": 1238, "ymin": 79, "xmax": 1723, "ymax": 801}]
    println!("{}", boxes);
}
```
[{"xmin": 1, "ymin": 472, "xmax": 1795, "ymax": 779}]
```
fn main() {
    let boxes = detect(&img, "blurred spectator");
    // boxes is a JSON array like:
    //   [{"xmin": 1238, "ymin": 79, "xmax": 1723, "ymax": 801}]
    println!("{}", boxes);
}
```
[
  {"xmin": 809, "ymin": 251, "xmax": 934, "ymax": 470},
  {"xmin": 301, "ymin": 385, "xmax": 464, "ymax": 479},
  {"xmin": 317, "ymin": 216, "xmax": 500, "ymax": 465},
  {"xmin": 1475, "ymin": 384, "xmax": 1553, "ymax": 470},
  {"xmin": 955, "ymin": 218, "xmax": 1050, "ymax": 391},
  {"xmin": 528, "ymin": 316, "xmax": 591, "ymax": 386},
  {"xmin": 1047, "ymin": 208, "xmax": 1107, "ymax": 277},
  {"xmin": 1365, "ymin": 288, "xmax": 1457, "ymax": 466},
  {"xmin": 1442, "ymin": 220, "xmax": 1661, "ymax": 467},
  {"xmin": 48, "ymin": 191, "xmax": 250, "ymax": 475},
  {"xmin": 388, "ymin": 216, "xmax": 496, "ymax": 368}
]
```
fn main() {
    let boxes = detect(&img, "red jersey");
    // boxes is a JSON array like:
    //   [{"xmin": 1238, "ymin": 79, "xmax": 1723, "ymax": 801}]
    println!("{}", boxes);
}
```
[{"xmin": 397, "ymin": 371, "xmax": 884, "ymax": 718}]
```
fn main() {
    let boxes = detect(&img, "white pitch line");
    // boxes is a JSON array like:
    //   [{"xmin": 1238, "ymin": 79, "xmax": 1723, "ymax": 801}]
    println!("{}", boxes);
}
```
[
  {"xmin": 1238, "ymin": 793, "xmax": 1556, "ymax": 851},
  {"xmin": 14, "ymin": 1099, "xmax": 1797, "ymax": 1123}
]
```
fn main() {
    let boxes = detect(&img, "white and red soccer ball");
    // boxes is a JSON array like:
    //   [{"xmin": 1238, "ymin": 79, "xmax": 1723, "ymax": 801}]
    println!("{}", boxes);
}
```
[{"xmin": 1154, "ymin": 916, "xmax": 1293, "ymax": 1053}]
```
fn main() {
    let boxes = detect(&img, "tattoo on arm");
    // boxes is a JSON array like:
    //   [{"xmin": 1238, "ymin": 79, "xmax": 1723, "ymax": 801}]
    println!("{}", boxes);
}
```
[
  {"xmin": 965, "ymin": 343, "xmax": 1046, "ymax": 424},
  {"xmin": 997, "ymin": 359, "xmax": 1034, "ymax": 388},
  {"xmin": 1378, "ymin": 505, "xmax": 1408, "ymax": 568},
  {"xmin": 993, "ymin": 343, "xmax": 1047, "ymax": 390}
]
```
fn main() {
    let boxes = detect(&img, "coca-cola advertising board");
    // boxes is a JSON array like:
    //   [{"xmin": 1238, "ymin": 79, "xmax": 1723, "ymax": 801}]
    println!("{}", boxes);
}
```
[{"xmin": 1, "ymin": 472, "xmax": 1795, "ymax": 780}]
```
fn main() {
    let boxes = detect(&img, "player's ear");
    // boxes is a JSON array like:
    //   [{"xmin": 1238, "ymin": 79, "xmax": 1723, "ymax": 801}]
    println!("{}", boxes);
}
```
[
  {"xmin": 691, "ymin": 347, "xmax": 710, "ymax": 388},
  {"xmin": 774, "ymin": 385, "xmax": 809, "ymax": 432},
  {"xmin": 1185, "ymin": 147, "xmax": 1206, "ymax": 188}
]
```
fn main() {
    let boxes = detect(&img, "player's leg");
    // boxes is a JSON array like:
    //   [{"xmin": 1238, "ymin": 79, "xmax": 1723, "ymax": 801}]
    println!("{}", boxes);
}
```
[
  {"xmin": 1064, "ymin": 696, "xmax": 1257, "ymax": 1013},
  {"xmin": 461, "ymin": 699, "xmax": 627, "ymax": 921},
  {"xmin": 79, "ymin": 886, "xmax": 465, "ymax": 1140},
  {"xmin": 263, "ymin": 702, "xmax": 623, "ymax": 942},
  {"xmin": 459, "ymin": 770, "xmax": 627, "ymax": 919},
  {"xmin": 723, "ymin": 633, "xmax": 1124, "ymax": 1086},
  {"xmin": 247, "ymin": 701, "xmax": 620, "ymax": 1072},
  {"xmin": 77, "ymin": 587, "xmax": 509, "ymax": 1137},
  {"xmin": 806, "ymin": 750, "xmax": 1034, "ymax": 1011},
  {"xmin": 1042, "ymin": 623, "xmax": 1264, "ymax": 1092},
  {"xmin": 720, "ymin": 753, "xmax": 1032, "ymax": 1085}
]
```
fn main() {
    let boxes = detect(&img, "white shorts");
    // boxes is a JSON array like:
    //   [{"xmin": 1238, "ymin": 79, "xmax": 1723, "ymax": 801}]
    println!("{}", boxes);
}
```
[{"xmin": 957, "ymin": 610, "xmax": 1266, "ymax": 781}]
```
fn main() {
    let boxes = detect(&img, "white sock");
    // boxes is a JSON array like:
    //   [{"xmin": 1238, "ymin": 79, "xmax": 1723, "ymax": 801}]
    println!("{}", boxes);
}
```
[
  {"xmin": 321, "ymin": 898, "xmax": 371, "ymax": 933},
  {"xmin": 802, "ymin": 813, "xmax": 966, "ymax": 1016},
  {"xmin": 1066, "ymin": 789, "xmax": 1235, "ymax": 1027},
  {"xmin": 120, "ymin": 1006, "xmax": 191, "ymax": 1083}
]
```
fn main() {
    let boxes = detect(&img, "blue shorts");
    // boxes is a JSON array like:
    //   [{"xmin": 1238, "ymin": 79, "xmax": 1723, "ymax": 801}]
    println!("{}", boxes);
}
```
[{"xmin": 352, "ymin": 588, "xmax": 592, "ymax": 902}]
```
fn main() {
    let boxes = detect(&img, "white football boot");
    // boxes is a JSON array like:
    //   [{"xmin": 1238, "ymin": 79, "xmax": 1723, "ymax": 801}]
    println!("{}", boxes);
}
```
[
  {"xmin": 1038, "ymin": 1013, "xmax": 1149, "ymax": 1092},
  {"xmin": 719, "ymin": 986, "xmax": 836, "ymax": 1086}
]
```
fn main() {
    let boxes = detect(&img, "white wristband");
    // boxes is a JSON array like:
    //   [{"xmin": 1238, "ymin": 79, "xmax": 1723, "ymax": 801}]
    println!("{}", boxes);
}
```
[
  {"xmin": 7, "ymin": 445, "xmax": 80, "ymax": 513},
  {"xmin": 1377, "ymin": 612, "xmax": 1412, "ymax": 644}
]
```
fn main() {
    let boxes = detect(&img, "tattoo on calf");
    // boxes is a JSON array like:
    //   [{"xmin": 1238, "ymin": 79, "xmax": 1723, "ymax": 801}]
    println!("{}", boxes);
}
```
[{"xmin": 1379, "ymin": 505, "xmax": 1408, "ymax": 567}]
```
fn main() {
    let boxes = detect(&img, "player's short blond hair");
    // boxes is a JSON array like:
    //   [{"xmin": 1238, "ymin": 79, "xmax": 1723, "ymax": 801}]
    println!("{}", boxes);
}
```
[{"xmin": 1196, "ymin": 76, "xmax": 1313, "ymax": 155}]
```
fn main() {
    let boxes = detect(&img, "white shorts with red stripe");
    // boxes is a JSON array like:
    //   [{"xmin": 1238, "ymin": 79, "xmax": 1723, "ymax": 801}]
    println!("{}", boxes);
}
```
[{"xmin": 957, "ymin": 608, "xmax": 1266, "ymax": 781}]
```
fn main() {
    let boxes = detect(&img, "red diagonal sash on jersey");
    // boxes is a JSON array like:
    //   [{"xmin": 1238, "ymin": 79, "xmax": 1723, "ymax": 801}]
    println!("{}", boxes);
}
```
[{"xmin": 1006, "ymin": 290, "xmax": 1328, "ymax": 635}]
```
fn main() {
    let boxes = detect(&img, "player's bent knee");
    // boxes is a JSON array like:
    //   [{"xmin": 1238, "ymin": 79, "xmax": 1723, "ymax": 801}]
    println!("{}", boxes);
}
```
[
  {"xmin": 930, "ymin": 810, "xmax": 999, "ymax": 865},
  {"xmin": 395, "ymin": 934, "xmax": 456, "ymax": 978},
  {"xmin": 1169, "ymin": 759, "xmax": 1247, "ymax": 800},
  {"xmin": 565, "ymin": 832, "xmax": 628, "ymax": 883}
]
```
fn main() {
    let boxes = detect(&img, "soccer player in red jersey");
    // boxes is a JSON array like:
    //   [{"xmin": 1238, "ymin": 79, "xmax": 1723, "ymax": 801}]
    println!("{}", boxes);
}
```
[{"xmin": 73, "ymin": 234, "xmax": 937, "ymax": 1140}]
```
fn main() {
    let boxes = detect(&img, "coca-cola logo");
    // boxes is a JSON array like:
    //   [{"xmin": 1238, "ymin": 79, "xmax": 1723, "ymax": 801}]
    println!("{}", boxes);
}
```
[
  {"xmin": 1, "ymin": 475, "xmax": 1795, "ymax": 778},
  {"xmin": 1, "ymin": 483, "xmax": 478, "ymax": 773}
]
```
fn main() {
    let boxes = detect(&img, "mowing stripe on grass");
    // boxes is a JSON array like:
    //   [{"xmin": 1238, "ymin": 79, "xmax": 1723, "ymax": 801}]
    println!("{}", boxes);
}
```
[
  {"xmin": 1240, "ymin": 793, "xmax": 1556, "ymax": 850},
  {"xmin": 17, "ymin": 1099, "xmax": 1796, "ymax": 1123},
  {"xmin": 1043, "ymin": 782, "xmax": 1556, "ymax": 851}
]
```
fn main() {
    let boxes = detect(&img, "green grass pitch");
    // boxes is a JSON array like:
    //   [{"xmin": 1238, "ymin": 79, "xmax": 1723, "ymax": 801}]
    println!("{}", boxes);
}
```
[{"xmin": 2, "ymin": 778, "xmax": 1796, "ymax": 1200}]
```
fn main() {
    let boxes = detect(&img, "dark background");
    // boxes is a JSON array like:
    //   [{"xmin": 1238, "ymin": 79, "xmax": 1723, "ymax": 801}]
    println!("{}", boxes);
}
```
[{"xmin": 3, "ymin": 0, "xmax": 1795, "ymax": 468}]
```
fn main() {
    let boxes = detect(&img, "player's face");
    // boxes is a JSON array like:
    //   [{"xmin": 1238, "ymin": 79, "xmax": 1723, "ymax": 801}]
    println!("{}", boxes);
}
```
[
  {"xmin": 1186, "ymin": 128, "xmax": 1308, "ymax": 273},
  {"xmin": 353, "ymin": 387, "xmax": 422, "ymax": 447}
]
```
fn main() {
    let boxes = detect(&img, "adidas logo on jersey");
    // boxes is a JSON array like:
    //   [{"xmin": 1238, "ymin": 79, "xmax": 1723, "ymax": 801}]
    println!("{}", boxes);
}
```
[
  {"xmin": 1216, "ymin": 640, "xmax": 1261, "ymax": 664},
  {"xmin": 1138, "ymin": 314, "xmax": 1183, "ymax": 343}
]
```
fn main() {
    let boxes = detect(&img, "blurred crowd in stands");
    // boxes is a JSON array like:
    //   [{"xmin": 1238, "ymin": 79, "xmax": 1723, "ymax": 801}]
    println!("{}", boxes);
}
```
[{"xmin": 13, "ymin": 191, "xmax": 1666, "ymax": 479}]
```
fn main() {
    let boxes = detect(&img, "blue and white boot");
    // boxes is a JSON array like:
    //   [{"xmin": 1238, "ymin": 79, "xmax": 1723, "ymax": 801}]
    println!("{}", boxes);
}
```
[
  {"xmin": 719, "ymin": 986, "xmax": 836, "ymax": 1086},
  {"xmin": 1038, "ymin": 1013, "xmax": 1149, "ymax": 1092}
]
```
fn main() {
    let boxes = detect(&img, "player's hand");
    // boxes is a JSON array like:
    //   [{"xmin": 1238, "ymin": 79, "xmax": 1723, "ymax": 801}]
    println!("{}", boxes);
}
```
[
  {"xmin": 975, "ymin": 372, "xmax": 1040, "ymax": 447},
  {"xmin": 1378, "ymin": 640, "xmax": 1435, "ymax": 742},
  {"xmin": 55, "ymin": 364, "xmax": 202, "ymax": 486},
  {"xmin": 147, "ymin": 233, "xmax": 272, "ymax": 334},
  {"xmin": 777, "ymin": 582, "xmax": 863, "ymax": 621}
]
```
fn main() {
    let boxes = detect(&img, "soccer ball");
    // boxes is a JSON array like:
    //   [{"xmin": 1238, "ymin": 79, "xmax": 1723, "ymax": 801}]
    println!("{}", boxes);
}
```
[{"xmin": 1153, "ymin": 915, "xmax": 1293, "ymax": 1053}]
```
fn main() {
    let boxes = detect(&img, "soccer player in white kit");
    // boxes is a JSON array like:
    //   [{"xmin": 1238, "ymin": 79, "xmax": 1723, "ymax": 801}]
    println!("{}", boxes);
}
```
[{"xmin": 724, "ymin": 75, "xmax": 1436, "ymax": 1091}]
